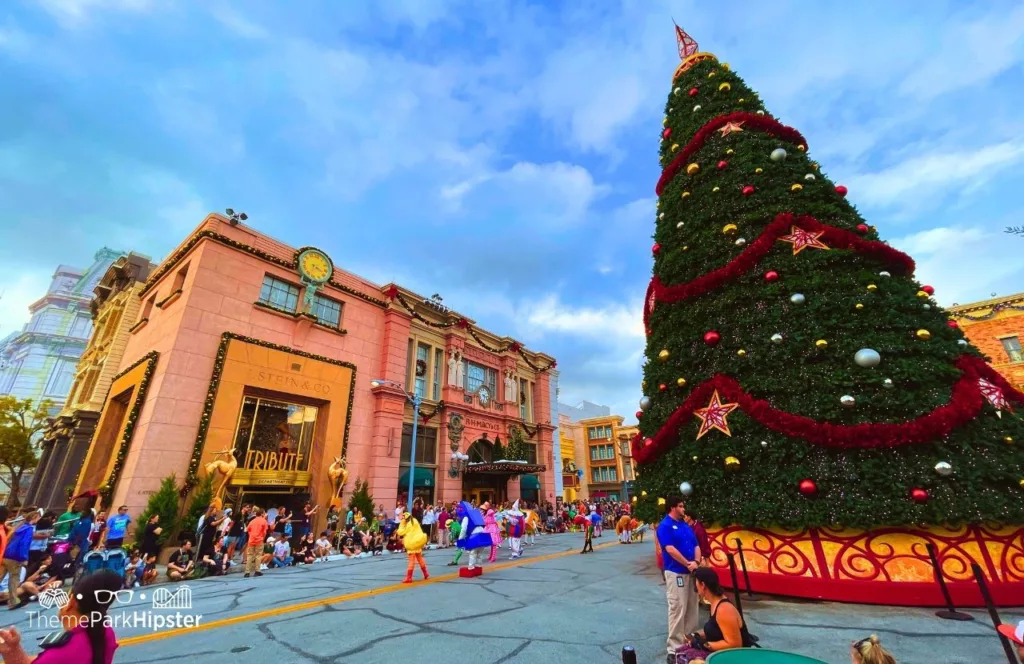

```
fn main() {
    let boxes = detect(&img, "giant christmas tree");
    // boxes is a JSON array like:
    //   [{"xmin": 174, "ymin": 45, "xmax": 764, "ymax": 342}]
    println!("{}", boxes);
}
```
[{"xmin": 632, "ymin": 27, "xmax": 1024, "ymax": 604}]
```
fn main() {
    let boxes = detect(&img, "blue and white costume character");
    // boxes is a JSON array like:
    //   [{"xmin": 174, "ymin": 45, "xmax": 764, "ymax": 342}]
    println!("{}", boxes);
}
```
[
  {"xmin": 507, "ymin": 500, "xmax": 526, "ymax": 559},
  {"xmin": 457, "ymin": 501, "xmax": 492, "ymax": 570}
]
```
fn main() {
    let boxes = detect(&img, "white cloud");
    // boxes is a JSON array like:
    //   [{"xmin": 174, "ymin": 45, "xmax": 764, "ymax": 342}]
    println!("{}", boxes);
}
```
[
  {"xmin": 518, "ymin": 294, "xmax": 644, "ymax": 341},
  {"xmin": 0, "ymin": 271, "xmax": 50, "ymax": 336},
  {"xmin": 35, "ymin": 0, "xmax": 154, "ymax": 27},
  {"xmin": 209, "ymin": 6, "xmax": 269, "ymax": 40},
  {"xmin": 891, "ymin": 225, "xmax": 1024, "ymax": 305},
  {"xmin": 846, "ymin": 140, "xmax": 1024, "ymax": 210}
]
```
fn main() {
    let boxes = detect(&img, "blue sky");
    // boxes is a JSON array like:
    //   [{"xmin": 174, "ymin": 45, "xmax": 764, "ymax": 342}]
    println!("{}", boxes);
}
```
[{"xmin": 2, "ymin": 0, "xmax": 1023, "ymax": 420}]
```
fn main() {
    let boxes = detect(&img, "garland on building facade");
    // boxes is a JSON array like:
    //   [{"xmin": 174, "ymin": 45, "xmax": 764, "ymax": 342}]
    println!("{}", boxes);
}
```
[
  {"xmin": 418, "ymin": 400, "xmax": 445, "ymax": 425},
  {"xmin": 950, "ymin": 300, "xmax": 1024, "ymax": 322},
  {"xmin": 182, "ymin": 333, "xmax": 358, "ymax": 496},
  {"xmin": 384, "ymin": 285, "xmax": 557, "ymax": 373},
  {"xmin": 99, "ymin": 351, "xmax": 159, "ymax": 504}
]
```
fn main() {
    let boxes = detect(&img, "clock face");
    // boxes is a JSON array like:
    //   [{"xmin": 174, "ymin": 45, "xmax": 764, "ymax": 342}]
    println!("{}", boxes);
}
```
[
  {"xmin": 478, "ymin": 386, "xmax": 490, "ymax": 406},
  {"xmin": 298, "ymin": 250, "xmax": 332, "ymax": 284}
]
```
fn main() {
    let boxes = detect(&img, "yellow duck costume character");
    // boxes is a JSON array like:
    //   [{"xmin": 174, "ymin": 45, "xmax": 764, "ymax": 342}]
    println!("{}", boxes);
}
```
[
  {"xmin": 616, "ymin": 514, "xmax": 633, "ymax": 544},
  {"xmin": 523, "ymin": 509, "xmax": 540, "ymax": 545},
  {"xmin": 397, "ymin": 511, "xmax": 429, "ymax": 583}
]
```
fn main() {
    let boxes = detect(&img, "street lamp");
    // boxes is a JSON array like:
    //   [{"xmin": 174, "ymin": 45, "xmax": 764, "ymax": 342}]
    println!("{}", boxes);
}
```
[
  {"xmin": 371, "ymin": 378, "xmax": 421, "ymax": 513},
  {"xmin": 224, "ymin": 208, "xmax": 248, "ymax": 226}
]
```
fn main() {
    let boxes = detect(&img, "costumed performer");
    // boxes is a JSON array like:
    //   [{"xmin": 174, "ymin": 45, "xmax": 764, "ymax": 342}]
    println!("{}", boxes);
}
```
[
  {"xmin": 616, "ymin": 514, "xmax": 632, "ymax": 544},
  {"xmin": 397, "ymin": 511, "xmax": 429, "ymax": 583},
  {"xmin": 580, "ymin": 513, "xmax": 594, "ymax": 554},
  {"xmin": 589, "ymin": 505, "xmax": 602, "ymax": 538},
  {"xmin": 484, "ymin": 509, "xmax": 501, "ymax": 563},
  {"xmin": 456, "ymin": 501, "xmax": 492, "ymax": 571},
  {"xmin": 446, "ymin": 514, "xmax": 463, "ymax": 566},
  {"xmin": 507, "ymin": 500, "xmax": 526, "ymax": 559},
  {"xmin": 523, "ymin": 509, "xmax": 540, "ymax": 546}
]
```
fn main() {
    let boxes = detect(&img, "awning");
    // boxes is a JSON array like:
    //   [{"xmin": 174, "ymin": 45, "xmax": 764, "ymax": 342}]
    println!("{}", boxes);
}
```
[
  {"xmin": 520, "ymin": 474, "xmax": 540, "ymax": 490},
  {"xmin": 399, "ymin": 467, "xmax": 434, "ymax": 488}
]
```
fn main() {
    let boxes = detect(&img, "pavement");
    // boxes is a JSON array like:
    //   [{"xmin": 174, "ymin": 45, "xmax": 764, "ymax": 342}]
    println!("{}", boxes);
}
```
[{"xmin": 10, "ymin": 533, "xmax": 1024, "ymax": 664}]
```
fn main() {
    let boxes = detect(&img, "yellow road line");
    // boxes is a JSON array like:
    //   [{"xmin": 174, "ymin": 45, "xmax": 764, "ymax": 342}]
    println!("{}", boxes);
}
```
[{"xmin": 119, "ymin": 540, "xmax": 618, "ymax": 647}]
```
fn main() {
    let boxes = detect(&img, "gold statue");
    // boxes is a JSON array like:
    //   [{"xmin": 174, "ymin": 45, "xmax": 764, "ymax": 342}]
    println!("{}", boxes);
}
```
[
  {"xmin": 205, "ymin": 448, "xmax": 238, "ymax": 502},
  {"xmin": 328, "ymin": 455, "xmax": 348, "ymax": 506}
]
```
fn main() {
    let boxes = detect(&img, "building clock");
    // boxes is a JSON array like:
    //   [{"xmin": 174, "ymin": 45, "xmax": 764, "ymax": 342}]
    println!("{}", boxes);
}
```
[
  {"xmin": 297, "ymin": 248, "xmax": 333, "ymax": 285},
  {"xmin": 478, "ymin": 386, "xmax": 491, "ymax": 406}
]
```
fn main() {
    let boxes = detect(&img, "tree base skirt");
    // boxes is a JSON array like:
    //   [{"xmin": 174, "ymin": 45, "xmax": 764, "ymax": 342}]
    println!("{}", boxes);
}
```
[{"xmin": 706, "ymin": 523, "xmax": 1024, "ymax": 607}]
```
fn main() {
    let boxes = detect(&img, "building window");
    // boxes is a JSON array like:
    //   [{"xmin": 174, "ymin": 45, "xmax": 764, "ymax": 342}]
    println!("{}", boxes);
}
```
[
  {"xmin": 525, "ymin": 443, "xmax": 537, "ymax": 465},
  {"xmin": 590, "ymin": 447, "xmax": 598, "ymax": 461},
  {"xmin": 400, "ymin": 424, "xmax": 438, "ymax": 465},
  {"xmin": 620, "ymin": 441, "xmax": 631, "ymax": 456},
  {"xmin": 414, "ymin": 343, "xmax": 429, "ymax": 399},
  {"xmin": 233, "ymin": 396, "xmax": 318, "ymax": 471},
  {"xmin": 623, "ymin": 462, "xmax": 632, "ymax": 480},
  {"xmin": 465, "ymin": 362, "xmax": 485, "ymax": 393},
  {"xmin": 259, "ymin": 275, "xmax": 300, "ymax": 312},
  {"xmin": 520, "ymin": 378, "xmax": 531, "ymax": 421},
  {"xmin": 141, "ymin": 295, "xmax": 155, "ymax": 321},
  {"xmin": 44, "ymin": 359, "xmax": 76, "ymax": 398},
  {"xmin": 1001, "ymin": 336, "xmax": 1023, "ymax": 363},
  {"xmin": 609, "ymin": 467, "xmax": 618, "ymax": 482},
  {"xmin": 432, "ymin": 348, "xmax": 443, "ymax": 401},
  {"xmin": 312, "ymin": 294, "xmax": 342, "ymax": 328},
  {"xmin": 0, "ymin": 359, "xmax": 22, "ymax": 393},
  {"xmin": 172, "ymin": 263, "xmax": 189, "ymax": 292},
  {"xmin": 69, "ymin": 315, "xmax": 91, "ymax": 339},
  {"xmin": 591, "ymin": 468, "xmax": 599, "ymax": 483}
]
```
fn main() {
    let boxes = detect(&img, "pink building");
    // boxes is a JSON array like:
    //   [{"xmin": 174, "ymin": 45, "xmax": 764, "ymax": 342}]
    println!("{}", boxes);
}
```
[{"xmin": 70, "ymin": 214, "xmax": 556, "ymax": 528}]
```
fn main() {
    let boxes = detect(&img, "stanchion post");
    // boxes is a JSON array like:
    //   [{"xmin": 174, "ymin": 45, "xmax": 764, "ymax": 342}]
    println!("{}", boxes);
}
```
[
  {"xmin": 733, "ymin": 537, "xmax": 760, "ymax": 600},
  {"xmin": 971, "ymin": 563, "xmax": 1017, "ymax": 664},
  {"xmin": 621, "ymin": 645, "xmax": 637, "ymax": 664},
  {"xmin": 726, "ymin": 552, "xmax": 744, "ymax": 619},
  {"xmin": 925, "ymin": 543, "xmax": 973, "ymax": 621}
]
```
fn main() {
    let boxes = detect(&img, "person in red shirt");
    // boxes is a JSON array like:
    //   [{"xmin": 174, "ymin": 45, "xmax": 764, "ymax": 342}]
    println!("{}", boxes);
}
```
[
  {"xmin": 684, "ymin": 510, "xmax": 710, "ymax": 566},
  {"xmin": 244, "ymin": 507, "xmax": 270, "ymax": 578}
]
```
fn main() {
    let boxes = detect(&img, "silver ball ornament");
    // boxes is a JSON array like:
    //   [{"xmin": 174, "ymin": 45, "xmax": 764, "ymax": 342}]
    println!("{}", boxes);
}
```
[
  {"xmin": 639, "ymin": 396, "xmax": 651, "ymax": 411},
  {"xmin": 879, "ymin": 271, "xmax": 891, "ymax": 277},
  {"xmin": 957, "ymin": 339, "xmax": 968, "ymax": 346},
  {"xmin": 756, "ymin": 110, "xmax": 765, "ymax": 116},
  {"xmin": 760, "ymin": 440, "xmax": 768, "ymax": 448},
  {"xmin": 804, "ymin": 173, "xmax": 816, "ymax": 181},
  {"xmin": 771, "ymin": 333, "xmax": 784, "ymax": 344},
  {"xmin": 854, "ymin": 348, "xmax": 881, "ymax": 368},
  {"xmin": 676, "ymin": 221, "xmax": 685, "ymax": 229},
  {"xmin": 770, "ymin": 148, "xmax": 787, "ymax": 162},
  {"xmin": 674, "ymin": 87, "xmax": 681, "ymax": 96},
  {"xmin": 934, "ymin": 461, "xmax": 953, "ymax": 477},
  {"xmin": 693, "ymin": 105, "xmax": 702, "ymax": 112},
  {"xmin": 658, "ymin": 212, "xmax": 665, "ymax": 220},
  {"xmin": 922, "ymin": 304, "xmax": 931, "ymax": 310},
  {"xmin": 840, "ymin": 395, "xmax": 856, "ymax": 407},
  {"xmin": 680, "ymin": 482, "xmax": 694, "ymax": 497},
  {"xmin": 790, "ymin": 293, "xmax": 806, "ymax": 305},
  {"xmin": 735, "ymin": 237, "xmax": 746, "ymax": 247},
  {"xmin": 882, "ymin": 378, "xmax": 894, "ymax": 389}
]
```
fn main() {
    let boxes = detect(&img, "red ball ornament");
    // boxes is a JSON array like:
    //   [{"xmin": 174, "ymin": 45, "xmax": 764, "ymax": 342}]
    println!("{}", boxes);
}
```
[
  {"xmin": 658, "ymin": 383, "xmax": 667, "ymax": 392},
  {"xmin": 662, "ymin": 128, "xmax": 672, "ymax": 140},
  {"xmin": 835, "ymin": 185, "xmax": 848, "ymax": 197},
  {"xmin": 856, "ymin": 224, "xmax": 869, "ymax": 234},
  {"xmin": 742, "ymin": 185, "xmax": 755, "ymax": 196},
  {"xmin": 717, "ymin": 160, "xmax": 728, "ymax": 170},
  {"xmin": 910, "ymin": 488, "xmax": 929, "ymax": 504},
  {"xmin": 635, "ymin": 410, "xmax": 643, "ymax": 419},
  {"xmin": 764, "ymin": 270, "xmax": 780, "ymax": 282},
  {"xmin": 644, "ymin": 437, "xmax": 654, "ymax": 447},
  {"xmin": 922, "ymin": 285, "xmax": 935, "ymax": 295},
  {"xmin": 947, "ymin": 320, "xmax": 958, "ymax": 329},
  {"xmin": 703, "ymin": 331, "xmax": 721, "ymax": 346},
  {"xmin": 799, "ymin": 479, "xmax": 818, "ymax": 497},
  {"xmin": 688, "ymin": 87, "xmax": 699, "ymax": 97},
  {"xmin": 652, "ymin": 243, "xmax": 661, "ymax": 255}
]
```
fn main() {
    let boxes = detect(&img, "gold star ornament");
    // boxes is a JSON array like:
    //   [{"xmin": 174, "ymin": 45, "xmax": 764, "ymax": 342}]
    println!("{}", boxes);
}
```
[
  {"xmin": 717, "ymin": 121, "xmax": 745, "ymax": 137},
  {"xmin": 694, "ymin": 390, "xmax": 740, "ymax": 439}
]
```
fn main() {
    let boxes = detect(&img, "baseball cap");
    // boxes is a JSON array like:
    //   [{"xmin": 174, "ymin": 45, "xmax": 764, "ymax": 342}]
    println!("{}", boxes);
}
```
[{"xmin": 997, "ymin": 620, "xmax": 1024, "ymax": 646}]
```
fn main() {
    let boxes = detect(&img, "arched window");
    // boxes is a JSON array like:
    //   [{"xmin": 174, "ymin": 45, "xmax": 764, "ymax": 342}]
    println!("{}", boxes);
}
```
[{"xmin": 467, "ymin": 437, "xmax": 493, "ymax": 464}]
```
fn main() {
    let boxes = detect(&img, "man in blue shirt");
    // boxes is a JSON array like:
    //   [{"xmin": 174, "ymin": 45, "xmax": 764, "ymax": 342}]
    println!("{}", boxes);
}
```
[
  {"xmin": 104, "ymin": 505, "xmax": 132, "ymax": 550},
  {"xmin": 656, "ymin": 496, "xmax": 701, "ymax": 663}
]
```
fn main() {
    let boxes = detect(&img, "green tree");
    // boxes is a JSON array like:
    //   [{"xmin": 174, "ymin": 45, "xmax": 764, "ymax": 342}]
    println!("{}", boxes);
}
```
[
  {"xmin": 492, "ymin": 436, "xmax": 505, "ymax": 462},
  {"xmin": 0, "ymin": 396, "xmax": 53, "ymax": 506},
  {"xmin": 179, "ymin": 474, "xmax": 213, "ymax": 541},
  {"xmin": 137, "ymin": 475, "xmax": 180, "ymax": 549},
  {"xmin": 633, "ymin": 40, "xmax": 1024, "ymax": 530},
  {"xmin": 505, "ymin": 426, "xmax": 528, "ymax": 462},
  {"xmin": 348, "ymin": 478, "xmax": 374, "ymax": 521}
]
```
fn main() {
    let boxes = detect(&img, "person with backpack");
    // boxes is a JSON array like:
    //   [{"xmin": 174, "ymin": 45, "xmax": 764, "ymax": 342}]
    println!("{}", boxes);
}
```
[{"xmin": 2, "ymin": 511, "xmax": 41, "ymax": 610}]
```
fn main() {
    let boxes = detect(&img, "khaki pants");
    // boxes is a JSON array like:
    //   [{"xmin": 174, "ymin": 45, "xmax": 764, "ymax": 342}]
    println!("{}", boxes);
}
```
[
  {"xmin": 245, "ymin": 544, "xmax": 263, "ymax": 575},
  {"xmin": 2, "ymin": 559, "xmax": 24, "ymax": 607},
  {"xmin": 664, "ymin": 571, "xmax": 699, "ymax": 655}
]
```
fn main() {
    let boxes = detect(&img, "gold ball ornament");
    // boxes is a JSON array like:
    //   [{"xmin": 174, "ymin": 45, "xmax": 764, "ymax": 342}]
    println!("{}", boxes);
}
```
[
  {"xmin": 719, "ymin": 82, "xmax": 731, "ymax": 92},
  {"xmin": 855, "ymin": 303, "xmax": 865, "ymax": 310},
  {"xmin": 663, "ymin": 116, "xmax": 668, "ymax": 126},
  {"xmin": 797, "ymin": 144, "xmax": 806, "ymax": 151},
  {"xmin": 641, "ymin": 380, "xmax": 646, "ymax": 389},
  {"xmin": 737, "ymin": 349, "xmax": 747, "ymax": 357},
  {"xmin": 755, "ymin": 168, "xmax": 763, "ymax": 174},
  {"xmin": 676, "ymin": 377, "xmax": 687, "ymax": 387},
  {"xmin": 686, "ymin": 163, "xmax": 700, "ymax": 175},
  {"xmin": 723, "ymin": 223, "xmax": 738, "ymax": 236},
  {"xmin": 712, "ymin": 186, "xmax": 720, "ymax": 193},
  {"xmin": 726, "ymin": 149, "xmax": 734, "ymax": 155},
  {"xmin": 791, "ymin": 183, "xmax": 803, "ymax": 192},
  {"xmin": 738, "ymin": 98, "xmax": 745, "ymax": 103},
  {"xmin": 917, "ymin": 290, "xmax": 929, "ymax": 298},
  {"xmin": 916, "ymin": 329, "xmax": 932, "ymax": 340},
  {"xmin": 682, "ymin": 191, "xmax": 691, "ymax": 199},
  {"xmin": 671, "ymin": 143, "xmax": 680, "ymax": 152},
  {"xmin": 692, "ymin": 456, "xmax": 698, "ymax": 461},
  {"xmin": 657, "ymin": 497, "xmax": 666, "ymax": 506},
  {"xmin": 683, "ymin": 245, "xmax": 689, "ymax": 251},
  {"xmin": 631, "ymin": 496, "xmax": 637, "ymax": 503},
  {"xmin": 641, "ymin": 490, "xmax": 648, "ymax": 497},
  {"xmin": 658, "ymin": 349, "xmax": 671, "ymax": 361},
  {"xmin": 1019, "ymin": 478, "xmax": 1024, "ymax": 488},
  {"xmin": 1005, "ymin": 436, "xmax": 1014, "ymax": 445},
  {"xmin": 815, "ymin": 339, "xmax": 828, "ymax": 349},
  {"xmin": 722, "ymin": 63, "xmax": 731, "ymax": 71},
  {"xmin": 708, "ymin": 71, "xmax": 716, "ymax": 78},
  {"xmin": 867, "ymin": 284, "xmax": 878, "ymax": 292},
  {"xmin": 724, "ymin": 456, "xmax": 741, "ymax": 472}
]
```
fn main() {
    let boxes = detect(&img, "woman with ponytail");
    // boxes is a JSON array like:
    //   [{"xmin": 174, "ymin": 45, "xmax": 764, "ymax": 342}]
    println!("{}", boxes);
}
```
[
  {"xmin": 850, "ymin": 635, "xmax": 897, "ymax": 664},
  {"xmin": 0, "ymin": 569, "xmax": 122, "ymax": 664},
  {"xmin": 675, "ymin": 566, "xmax": 754, "ymax": 662}
]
